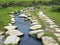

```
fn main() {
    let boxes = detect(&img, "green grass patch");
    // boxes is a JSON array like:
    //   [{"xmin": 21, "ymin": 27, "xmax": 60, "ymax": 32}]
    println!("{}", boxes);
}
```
[{"xmin": 0, "ymin": 6, "xmax": 24, "ymax": 31}]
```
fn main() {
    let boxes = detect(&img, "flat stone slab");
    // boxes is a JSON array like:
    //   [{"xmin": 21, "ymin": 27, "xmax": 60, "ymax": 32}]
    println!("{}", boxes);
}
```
[
  {"xmin": 27, "ymin": 17, "xmax": 32, "ymax": 20},
  {"xmin": 19, "ymin": 14, "xmax": 27, "ymax": 18},
  {"xmin": 11, "ymin": 21, "xmax": 15, "ymax": 24},
  {"xmin": 29, "ymin": 30, "xmax": 44, "ymax": 35},
  {"xmin": 46, "ymin": 20, "xmax": 53, "ymax": 23},
  {"xmin": 55, "ymin": 29, "xmax": 60, "ymax": 33},
  {"xmin": 55, "ymin": 28, "xmax": 60, "ymax": 32},
  {"xmin": 54, "ymin": 33, "xmax": 60, "ymax": 37},
  {"xmin": 10, "ymin": 15, "xmax": 14, "ymax": 18},
  {"xmin": 8, "ymin": 23, "xmax": 12, "ymax": 26},
  {"xmin": 30, "ymin": 25, "xmax": 41, "ymax": 30},
  {"xmin": 6, "ymin": 30, "xmax": 24, "ymax": 36},
  {"xmin": 4, "ymin": 25, "xmax": 17, "ymax": 30},
  {"xmin": 42, "ymin": 36, "xmax": 59, "ymax": 45},
  {"xmin": 31, "ymin": 20, "xmax": 38, "ymax": 23},
  {"xmin": 11, "ymin": 18, "xmax": 15, "ymax": 22},
  {"xmin": 4, "ymin": 36, "xmax": 20, "ymax": 45},
  {"xmin": 37, "ymin": 32, "xmax": 44, "ymax": 39},
  {"xmin": 31, "ymin": 22, "xmax": 39, "ymax": 26},
  {"xmin": 49, "ymin": 25, "xmax": 55, "ymax": 28}
]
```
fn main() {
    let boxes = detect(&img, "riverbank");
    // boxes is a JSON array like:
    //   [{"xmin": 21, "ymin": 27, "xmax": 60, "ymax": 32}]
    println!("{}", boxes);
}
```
[{"xmin": 0, "ymin": 6, "xmax": 24, "ymax": 31}]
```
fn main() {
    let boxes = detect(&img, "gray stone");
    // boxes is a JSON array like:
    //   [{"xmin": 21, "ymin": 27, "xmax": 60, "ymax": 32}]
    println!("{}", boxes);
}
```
[{"xmin": 4, "ymin": 36, "xmax": 20, "ymax": 45}]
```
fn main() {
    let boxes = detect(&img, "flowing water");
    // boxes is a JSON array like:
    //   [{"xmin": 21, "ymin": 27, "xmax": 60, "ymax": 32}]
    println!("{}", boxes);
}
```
[{"xmin": 14, "ymin": 15, "xmax": 43, "ymax": 45}]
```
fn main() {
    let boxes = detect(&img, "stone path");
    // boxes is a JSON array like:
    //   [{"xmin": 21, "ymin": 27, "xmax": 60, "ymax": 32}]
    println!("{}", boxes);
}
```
[{"xmin": 38, "ymin": 11, "xmax": 60, "ymax": 41}]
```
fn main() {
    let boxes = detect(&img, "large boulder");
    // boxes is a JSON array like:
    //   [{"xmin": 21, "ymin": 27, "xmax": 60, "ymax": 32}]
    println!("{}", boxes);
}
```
[
  {"xmin": 5, "ymin": 30, "xmax": 24, "ymax": 36},
  {"xmin": 4, "ymin": 36, "xmax": 20, "ymax": 45},
  {"xmin": 42, "ymin": 36, "xmax": 59, "ymax": 45},
  {"xmin": 30, "ymin": 25, "xmax": 41, "ymax": 30}
]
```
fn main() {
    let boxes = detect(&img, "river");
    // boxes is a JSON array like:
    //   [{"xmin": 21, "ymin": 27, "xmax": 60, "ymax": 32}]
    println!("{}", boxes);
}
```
[{"xmin": 14, "ymin": 13, "xmax": 43, "ymax": 45}]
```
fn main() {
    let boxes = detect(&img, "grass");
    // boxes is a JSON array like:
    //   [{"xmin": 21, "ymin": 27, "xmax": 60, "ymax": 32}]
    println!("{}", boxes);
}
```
[
  {"xmin": 40, "ymin": 5, "xmax": 60, "ymax": 28},
  {"xmin": 0, "ymin": 6, "xmax": 24, "ymax": 31}
]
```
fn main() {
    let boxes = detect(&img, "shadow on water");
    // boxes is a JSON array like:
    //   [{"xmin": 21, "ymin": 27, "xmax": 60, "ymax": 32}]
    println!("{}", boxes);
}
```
[{"xmin": 14, "ymin": 15, "xmax": 43, "ymax": 45}]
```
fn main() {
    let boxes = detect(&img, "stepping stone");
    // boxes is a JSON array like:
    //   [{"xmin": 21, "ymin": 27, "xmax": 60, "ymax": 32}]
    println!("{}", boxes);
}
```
[
  {"xmin": 30, "ymin": 25, "xmax": 41, "ymax": 30},
  {"xmin": 6, "ymin": 30, "xmax": 24, "ymax": 36},
  {"xmin": 44, "ymin": 18, "xmax": 50, "ymax": 21},
  {"xmin": 29, "ymin": 30, "xmax": 44, "ymax": 35},
  {"xmin": 27, "ymin": 14, "xmax": 32, "ymax": 17},
  {"xmin": 11, "ymin": 21, "xmax": 15, "ymax": 24},
  {"xmin": 55, "ymin": 28, "xmax": 60, "ymax": 33},
  {"xmin": 19, "ymin": 14, "xmax": 27, "ymax": 18},
  {"xmin": 49, "ymin": 25, "xmax": 55, "ymax": 28},
  {"xmin": 8, "ymin": 23, "xmax": 12, "ymax": 26},
  {"xmin": 4, "ymin": 36, "xmax": 20, "ymax": 45},
  {"xmin": 46, "ymin": 20, "xmax": 53, "ymax": 23},
  {"xmin": 11, "ymin": 18, "xmax": 15, "ymax": 22},
  {"xmin": 31, "ymin": 22, "xmax": 39, "ymax": 26},
  {"xmin": 31, "ymin": 20, "xmax": 37, "ymax": 23},
  {"xmin": 37, "ymin": 32, "xmax": 44, "ymax": 39},
  {"xmin": 27, "ymin": 17, "xmax": 32, "ymax": 20},
  {"xmin": 42, "ymin": 36, "xmax": 59, "ymax": 45},
  {"xmin": 45, "ymin": 17, "xmax": 49, "ymax": 19},
  {"xmin": 48, "ymin": 22, "xmax": 55, "ymax": 25},
  {"xmin": 9, "ymin": 12, "xmax": 14, "ymax": 14},
  {"xmin": 54, "ymin": 33, "xmax": 60, "ymax": 37},
  {"xmin": 10, "ymin": 15, "xmax": 14, "ymax": 18},
  {"xmin": 4, "ymin": 25, "xmax": 17, "ymax": 30}
]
